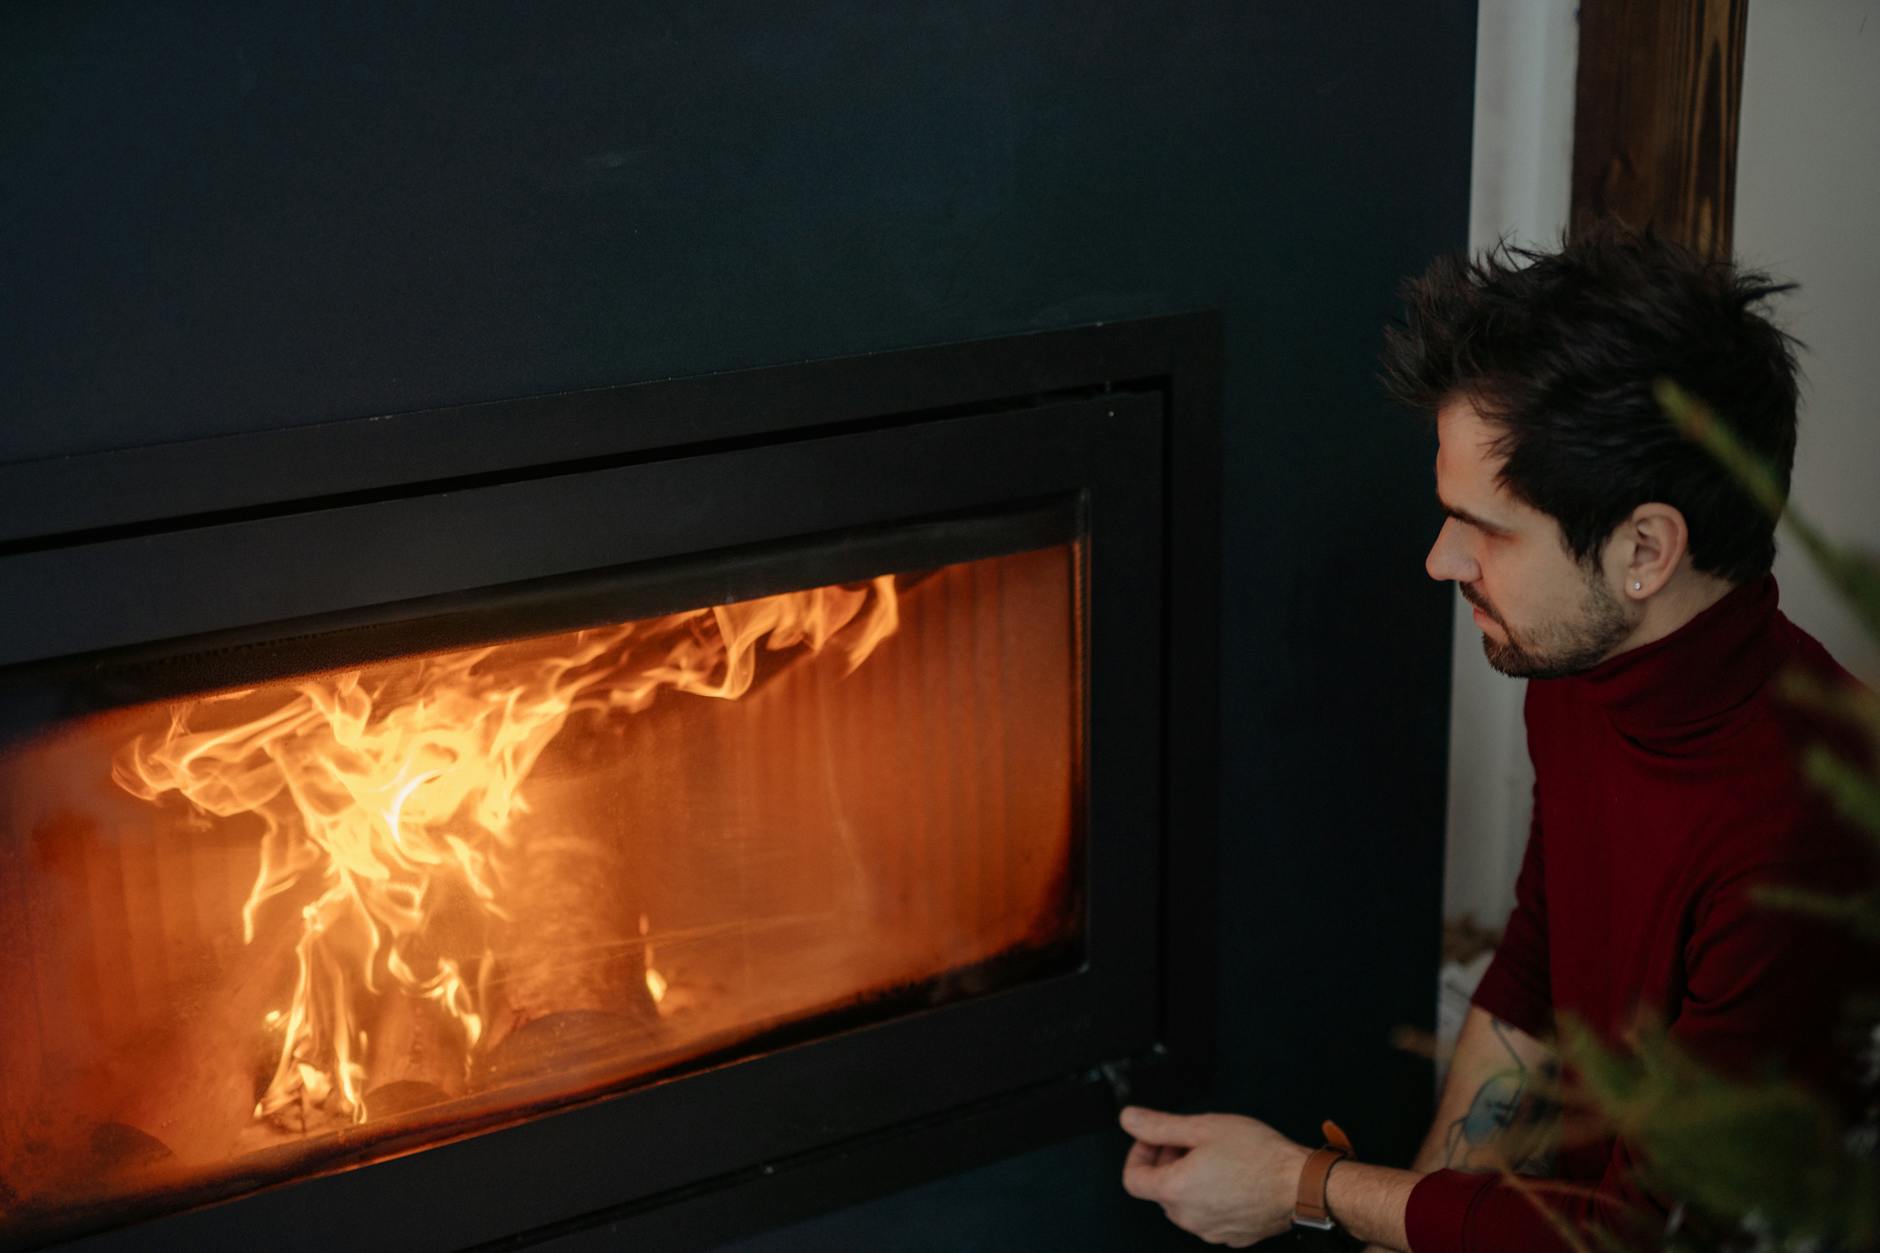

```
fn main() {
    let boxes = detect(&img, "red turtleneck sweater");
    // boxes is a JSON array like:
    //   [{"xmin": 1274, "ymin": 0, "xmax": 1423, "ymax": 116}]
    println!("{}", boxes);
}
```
[{"xmin": 1405, "ymin": 577, "xmax": 1868, "ymax": 1252}]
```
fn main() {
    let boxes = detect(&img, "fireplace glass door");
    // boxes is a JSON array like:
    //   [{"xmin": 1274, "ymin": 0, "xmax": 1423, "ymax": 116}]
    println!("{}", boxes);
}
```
[{"xmin": 0, "ymin": 538, "xmax": 1084, "ymax": 1241}]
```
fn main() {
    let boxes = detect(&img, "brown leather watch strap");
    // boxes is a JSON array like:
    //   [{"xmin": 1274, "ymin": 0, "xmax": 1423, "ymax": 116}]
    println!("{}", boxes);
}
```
[{"xmin": 1292, "ymin": 1120, "xmax": 1355, "ymax": 1231}]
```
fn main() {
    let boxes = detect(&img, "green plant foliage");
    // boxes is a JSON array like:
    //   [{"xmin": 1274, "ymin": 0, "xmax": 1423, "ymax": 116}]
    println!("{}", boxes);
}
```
[{"xmin": 1568, "ymin": 1020, "xmax": 1880, "ymax": 1249}]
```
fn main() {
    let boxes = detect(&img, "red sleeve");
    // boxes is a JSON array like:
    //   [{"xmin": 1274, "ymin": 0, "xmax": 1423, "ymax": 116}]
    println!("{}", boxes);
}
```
[
  {"xmin": 1672, "ymin": 858, "xmax": 1858, "ymax": 1088},
  {"xmin": 1406, "ymin": 857, "xmax": 1861, "ymax": 1253},
  {"xmin": 1405, "ymin": 1153, "xmax": 1651, "ymax": 1253},
  {"xmin": 1468, "ymin": 791, "xmax": 1551, "ymax": 1039}
]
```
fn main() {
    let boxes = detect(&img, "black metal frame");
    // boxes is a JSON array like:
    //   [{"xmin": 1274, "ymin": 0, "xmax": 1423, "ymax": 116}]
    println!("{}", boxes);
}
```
[{"xmin": 0, "ymin": 314, "xmax": 1221, "ymax": 1253}]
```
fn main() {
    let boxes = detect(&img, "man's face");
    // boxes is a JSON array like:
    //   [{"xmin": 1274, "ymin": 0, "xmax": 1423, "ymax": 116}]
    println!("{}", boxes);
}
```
[{"xmin": 1425, "ymin": 398, "xmax": 1638, "ymax": 679}]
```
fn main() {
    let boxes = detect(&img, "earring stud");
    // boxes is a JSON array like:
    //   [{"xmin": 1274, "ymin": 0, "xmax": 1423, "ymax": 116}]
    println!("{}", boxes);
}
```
[{"xmin": 1633, "ymin": 581, "xmax": 1643, "ymax": 592}]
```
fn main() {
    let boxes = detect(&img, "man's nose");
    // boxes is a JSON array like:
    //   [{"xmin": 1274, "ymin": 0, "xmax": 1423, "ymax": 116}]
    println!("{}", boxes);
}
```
[{"xmin": 1424, "ymin": 518, "xmax": 1477, "ymax": 584}]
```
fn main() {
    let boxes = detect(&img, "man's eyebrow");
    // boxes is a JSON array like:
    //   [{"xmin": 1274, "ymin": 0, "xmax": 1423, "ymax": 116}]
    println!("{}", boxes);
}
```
[{"xmin": 1438, "ymin": 495, "xmax": 1513, "ymax": 535}]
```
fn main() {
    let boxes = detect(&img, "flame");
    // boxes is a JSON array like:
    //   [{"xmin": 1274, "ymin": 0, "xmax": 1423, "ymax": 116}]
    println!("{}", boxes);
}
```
[
  {"xmin": 112, "ymin": 577, "xmax": 898, "ymax": 1127},
  {"xmin": 639, "ymin": 911, "xmax": 668, "ymax": 1006}
]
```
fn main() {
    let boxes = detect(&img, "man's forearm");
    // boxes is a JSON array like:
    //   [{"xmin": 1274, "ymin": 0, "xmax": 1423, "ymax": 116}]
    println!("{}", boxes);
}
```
[
  {"xmin": 1419, "ymin": 1005, "xmax": 1559, "ymax": 1174},
  {"xmin": 1323, "ymin": 1160, "xmax": 1419, "ymax": 1250},
  {"xmin": 1351, "ymin": 1008, "xmax": 1559, "ymax": 1252}
]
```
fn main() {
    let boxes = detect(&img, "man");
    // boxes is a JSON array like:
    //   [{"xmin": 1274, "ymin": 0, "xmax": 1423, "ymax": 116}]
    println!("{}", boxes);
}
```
[{"xmin": 1120, "ymin": 229, "xmax": 1866, "ymax": 1250}]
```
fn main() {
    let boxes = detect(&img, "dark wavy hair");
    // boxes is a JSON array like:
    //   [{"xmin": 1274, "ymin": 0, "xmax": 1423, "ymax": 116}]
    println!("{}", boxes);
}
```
[{"xmin": 1381, "ymin": 227, "xmax": 1802, "ymax": 585}]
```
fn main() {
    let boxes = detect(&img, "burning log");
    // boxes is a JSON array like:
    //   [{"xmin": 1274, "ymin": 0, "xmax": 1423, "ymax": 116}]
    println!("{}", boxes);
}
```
[
  {"xmin": 500, "ymin": 834, "xmax": 646, "ymax": 1019},
  {"xmin": 476, "ymin": 811, "xmax": 659, "ymax": 1089},
  {"xmin": 360, "ymin": 981, "xmax": 466, "ymax": 1120}
]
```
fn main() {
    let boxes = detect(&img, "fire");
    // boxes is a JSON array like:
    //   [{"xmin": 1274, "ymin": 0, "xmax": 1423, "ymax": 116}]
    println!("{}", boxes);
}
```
[
  {"xmin": 111, "ymin": 576, "xmax": 898, "ymax": 1128},
  {"xmin": 638, "ymin": 913, "xmax": 668, "ymax": 1007}
]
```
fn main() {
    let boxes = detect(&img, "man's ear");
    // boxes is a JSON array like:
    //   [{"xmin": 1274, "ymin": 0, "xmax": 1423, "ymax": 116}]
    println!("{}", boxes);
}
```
[{"xmin": 1616, "ymin": 502, "xmax": 1690, "ymax": 598}]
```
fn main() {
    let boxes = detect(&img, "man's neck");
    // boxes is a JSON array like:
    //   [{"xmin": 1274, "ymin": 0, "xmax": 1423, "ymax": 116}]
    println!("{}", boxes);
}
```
[{"xmin": 1609, "ymin": 568, "xmax": 1739, "ymax": 659}]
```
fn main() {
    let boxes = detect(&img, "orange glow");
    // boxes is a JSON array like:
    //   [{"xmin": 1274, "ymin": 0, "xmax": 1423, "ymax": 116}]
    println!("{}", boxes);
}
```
[
  {"xmin": 110, "ymin": 579, "xmax": 900, "ymax": 1129},
  {"xmin": 0, "ymin": 547, "xmax": 1078, "ymax": 1239}
]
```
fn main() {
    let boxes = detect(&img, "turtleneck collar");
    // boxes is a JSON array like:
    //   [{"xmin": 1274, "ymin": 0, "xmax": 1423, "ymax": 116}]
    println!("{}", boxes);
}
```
[{"xmin": 1555, "ymin": 575, "xmax": 1784, "ymax": 747}]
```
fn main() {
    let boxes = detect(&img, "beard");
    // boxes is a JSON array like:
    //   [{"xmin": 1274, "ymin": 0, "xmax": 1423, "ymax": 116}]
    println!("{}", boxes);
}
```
[{"xmin": 1463, "ymin": 568, "xmax": 1636, "ymax": 680}]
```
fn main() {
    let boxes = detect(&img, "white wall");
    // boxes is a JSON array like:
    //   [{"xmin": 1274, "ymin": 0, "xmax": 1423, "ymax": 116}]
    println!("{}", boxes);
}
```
[
  {"xmin": 1444, "ymin": 0, "xmax": 1577, "ymax": 930},
  {"xmin": 1734, "ymin": 0, "xmax": 1880, "ymax": 687}
]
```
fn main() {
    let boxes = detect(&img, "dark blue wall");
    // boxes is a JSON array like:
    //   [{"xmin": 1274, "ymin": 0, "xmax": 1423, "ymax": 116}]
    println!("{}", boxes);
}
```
[{"xmin": 2, "ymin": 3, "xmax": 1473, "ymax": 1248}]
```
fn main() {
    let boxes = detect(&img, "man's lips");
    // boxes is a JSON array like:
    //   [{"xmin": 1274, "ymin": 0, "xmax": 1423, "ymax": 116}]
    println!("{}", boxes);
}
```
[{"xmin": 1461, "ymin": 586, "xmax": 1500, "ymax": 631}]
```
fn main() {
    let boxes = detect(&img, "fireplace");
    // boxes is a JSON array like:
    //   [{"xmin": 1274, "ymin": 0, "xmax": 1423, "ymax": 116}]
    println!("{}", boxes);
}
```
[{"xmin": 0, "ymin": 315, "xmax": 1219, "ymax": 1251}]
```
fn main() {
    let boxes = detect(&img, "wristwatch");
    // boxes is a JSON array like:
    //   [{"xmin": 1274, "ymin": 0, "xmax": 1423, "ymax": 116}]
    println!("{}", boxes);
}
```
[{"xmin": 1291, "ymin": 1119, "xmax": 1356, "ymax": 1242}]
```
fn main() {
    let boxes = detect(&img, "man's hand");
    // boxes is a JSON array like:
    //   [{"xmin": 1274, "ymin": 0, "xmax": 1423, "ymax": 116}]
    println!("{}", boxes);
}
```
[{"xmin": 1118, "ymin": 1105, "xmax": 1308, "ymax": 1247}]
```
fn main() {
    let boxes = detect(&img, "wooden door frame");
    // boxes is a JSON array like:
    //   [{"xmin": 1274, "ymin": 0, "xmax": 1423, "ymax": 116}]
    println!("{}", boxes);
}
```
[{"xmin": 1570, "ymin": 0, "xmax": 1750, "ymax": 258}]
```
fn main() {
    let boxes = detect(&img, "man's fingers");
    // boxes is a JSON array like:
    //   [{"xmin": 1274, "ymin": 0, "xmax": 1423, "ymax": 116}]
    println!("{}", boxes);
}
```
[
  {"xmin": 1121, "ymin": 1149, "xmax": 1165, "ymax": 1201},
  {"xmin": 1123, "ymin": 1135, "xmax": 1199, "ymax": 1203},
  {"xmin": 1118, "ymin": 1105, "xmax": 1208, "ymax": 1148}
]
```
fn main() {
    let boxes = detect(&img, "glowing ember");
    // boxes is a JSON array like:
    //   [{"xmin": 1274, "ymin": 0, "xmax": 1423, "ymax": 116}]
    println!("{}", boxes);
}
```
[{"xmin": 110, "ymin": 577, "xmax": 898, "ymax": 1127}]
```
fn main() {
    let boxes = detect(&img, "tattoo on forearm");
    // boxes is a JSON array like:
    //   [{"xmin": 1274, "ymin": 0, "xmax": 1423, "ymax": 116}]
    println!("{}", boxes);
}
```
[{"xmin": 1441, "ymin": 1018, "xmax": 1560, "ymax": 1175}]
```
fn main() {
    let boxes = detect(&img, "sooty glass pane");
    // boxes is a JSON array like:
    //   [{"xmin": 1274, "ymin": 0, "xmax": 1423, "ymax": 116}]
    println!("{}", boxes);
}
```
[{"xmin": 0, "ymin": 542, "xmax": 1083, "ymax": 1239}]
